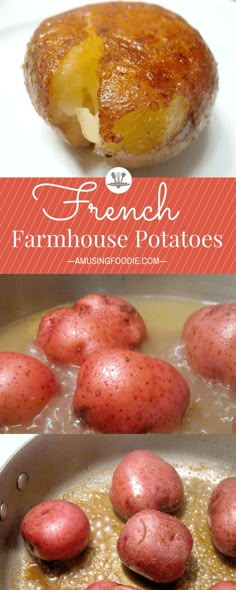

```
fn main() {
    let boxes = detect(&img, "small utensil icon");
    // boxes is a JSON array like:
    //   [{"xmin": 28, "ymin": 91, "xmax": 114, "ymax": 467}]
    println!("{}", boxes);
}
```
[
  {"xmin": 109, "ymin": 171, "xmax": 128, "ymax": 188},
  {"xmin": 106, "ymin": 167, "xmax": 132, "ymax": 192}
]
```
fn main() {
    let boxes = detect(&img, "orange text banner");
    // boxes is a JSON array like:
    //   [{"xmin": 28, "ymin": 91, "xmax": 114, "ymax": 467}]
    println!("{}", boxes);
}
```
[{"xmin": 0, "ymin": 177, "xmax": 235, "ymax": 274}]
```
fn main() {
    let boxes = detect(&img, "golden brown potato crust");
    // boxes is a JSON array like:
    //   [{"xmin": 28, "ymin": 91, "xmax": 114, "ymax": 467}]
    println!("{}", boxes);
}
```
[
  {"xmin": 24, "ymin": 2, "xmax": 218, "ymax": 146},
  {"xmin": 24, "ymin": 10, "xmax": 87, "ymax": 120}
]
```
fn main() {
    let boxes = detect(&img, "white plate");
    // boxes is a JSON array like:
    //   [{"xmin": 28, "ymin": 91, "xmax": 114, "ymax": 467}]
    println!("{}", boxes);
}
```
[{"xmin": 0, "ymin": 0, "xmax": 236, "ymax": 177}]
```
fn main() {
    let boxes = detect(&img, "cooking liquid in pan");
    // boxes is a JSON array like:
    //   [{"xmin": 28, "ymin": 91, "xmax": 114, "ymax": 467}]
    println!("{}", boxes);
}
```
[
  {"xmin": 0, "ymin": 296, "xmax": 235, "ymax": 433},
  {"xmin": 12, "ymin": 463, "xmax": 236, "ymax": 590}
]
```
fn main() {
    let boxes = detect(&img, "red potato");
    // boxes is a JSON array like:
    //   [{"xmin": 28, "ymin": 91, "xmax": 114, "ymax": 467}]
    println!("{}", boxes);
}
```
[
  {"xmin": 86, "ymin": 582, "xmax": 140, "ymax": 590},
  {"xmin": 208, "ymin": 584, "xmax": 236, "ymax": 589},
  {"xmin": 110, "ymin": 450, "xmax": 184, "ymax": 519},
  {"xmin": 0, "ymin": 352, "xmax": 59, "ymax": 426},
  {"xmin": 21, "ymin": 499, "xmax": 90, "ymax": 561},
  {"xmin": 36, "ymin": 294, "xmax": 146, "ymax": 366},
  {"xmin": 208, "ymin": 478, "xmax": 236, "ymax": 557},
  {"xmin": 182, "ymin": 304, "xmax": 236, "ymax": 389},
  {"xmin": 73, "ymin": 349, "xmax": 190, "ymax": 433},
  {"xmin": 117, "ymin": 509, "xmax": 193, "ymax": 583}
]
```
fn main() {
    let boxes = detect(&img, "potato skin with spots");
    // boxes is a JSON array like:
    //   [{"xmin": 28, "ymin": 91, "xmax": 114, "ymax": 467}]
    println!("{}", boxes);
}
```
[
  {"xmin": 117, "ymin": 509, "xmax": 193, "ymax": 583},
  {"xmin": 182, "ymin": 304, "xmax": 236, "ymax": 389},
  {"xmin": 208, "ymin": 584, "xmax": 236, "ymax": 590},
  {"xmin": 21, "ymin": 499, "xmax": 90, "ymax": 561},
  {"xmin": 36, "ymin": 294, "xmax": 146, "ymax": 366},
  {"xmin": 110, "ymin": 450, "xmax": 184, "ymax": 519},
  {"xmin": 0, "ymin": 352, "xmax": 59, "ymax": 426},
  {"xmin": 73, "ymin": 349, "xmax": 190, "ymax": 433},
  {"xmin": 86, "ymin": 582, "xmax": 140, "ymax": 590},
  {"xmin": 208, "ymin": 478, "xmax": 236, "ymax": 557}
]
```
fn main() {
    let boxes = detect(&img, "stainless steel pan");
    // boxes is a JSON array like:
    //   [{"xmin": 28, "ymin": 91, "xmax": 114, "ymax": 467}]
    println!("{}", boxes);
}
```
[
  {"xmin": 0, "ymin": 274, "xmax": 236, "ymax": 435},
  {"xmin": 0, "ymin": 434, "xmax": 236, "ymax": 588},
  {"xmin": 0, "ymin": 274, "xmax": 235, "ymax": 327}
]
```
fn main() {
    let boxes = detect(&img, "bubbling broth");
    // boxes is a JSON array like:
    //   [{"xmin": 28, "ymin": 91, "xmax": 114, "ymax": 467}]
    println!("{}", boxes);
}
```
[
  {"xmin": 12, "ymin": 464, "xmax": 236, "ymax": 590},
  {"xmin": 0, "ymin": 296, "xmax": 235, "ymax": 433}
]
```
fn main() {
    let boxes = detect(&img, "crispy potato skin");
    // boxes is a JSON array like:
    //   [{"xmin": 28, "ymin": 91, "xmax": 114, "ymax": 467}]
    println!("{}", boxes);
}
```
[
  {"xmin": 182, "ymin": 304, "xmax": 236, "ymax": 389},
  {"xmin": 24, "ymin": 2, "xmax": 218, "ymax": 162},
  {"xmin": 117, "ymin": 509, "xmax": 193, "ymax": 583},
  {"xmin": 21, "ymin": 499, "xmax": 90, "ymax": 561},
  {"xmin": 208, "ymin": 478, "xmax": 236, "ymax": 558},
  {"xmin": 110, "ymin": 450, "xmax": 184, "ymax": 519},
  {"xmin": 36, "ymin": 294, "xmax": 146, "ymax": 366},
  {"xmin": 73, "ymin": 349, "xmax": 190, "ymax": 433},
  {"xmin": 95, "ymin": 3, "xmax": 217, "ymax": 143}
]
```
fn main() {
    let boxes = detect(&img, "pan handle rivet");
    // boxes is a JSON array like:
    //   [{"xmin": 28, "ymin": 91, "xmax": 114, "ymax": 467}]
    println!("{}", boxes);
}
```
[
  {"xmin": 17, "ymin": 472, "xmax": 29, "ymax": 491},
  {"xmin": 0, "ymin": 502, "xmax": 8, "ymax": 522}
]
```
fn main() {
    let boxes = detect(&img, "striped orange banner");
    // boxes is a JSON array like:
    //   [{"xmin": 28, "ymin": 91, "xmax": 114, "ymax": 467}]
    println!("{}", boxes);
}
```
[{"xmin": 0, "ymin": 177, "xmax": 235, "ymax": 274}]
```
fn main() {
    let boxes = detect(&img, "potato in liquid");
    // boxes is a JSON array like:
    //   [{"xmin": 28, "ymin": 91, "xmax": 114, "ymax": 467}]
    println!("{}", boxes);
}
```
[{"xmin": 0, "ymin": 297, "xmax": 235, "ymax": 433}]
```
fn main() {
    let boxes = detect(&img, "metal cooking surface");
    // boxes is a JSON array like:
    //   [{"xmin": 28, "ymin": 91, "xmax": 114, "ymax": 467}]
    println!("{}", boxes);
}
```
[
  {"xmin": 1, "ymin": 435, "xmax": 236, "ymax": 589},
  {"xmin": 0, "ymin": 275, "xmax": 235, "ymax": 327}
]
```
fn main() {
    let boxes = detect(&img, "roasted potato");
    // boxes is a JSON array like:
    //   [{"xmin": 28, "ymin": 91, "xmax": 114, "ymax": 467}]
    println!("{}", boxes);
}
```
[
  {"xmin": 73, "ymin": 349, "xmax": 190, "ymax": 433},
  {"xmin": 24, "ymin": 2, "xmax": 218, "ymax": 168},
  {"xmin": 208, "ymin": 477, "xmax": 236, "ymax": 557},
  {"xmin": 21, "ymin": 499, "xmax": 90, "ymax": 561},
  {"xmin": 110, "ymin": 449, "xmax": 184, "ymax": 519},
  {"xmin": 117, "ymin": 509, "xmax": 193, "ymax": 583},
  {"xmin": 182, "ymin": 304, "xmax": 236, "ymax": 389},
  {"xmin": 0, "ymin": 352, "xmax": 59, "ymax": 426},
  {"xmin": 36, "ymin": 294, "xmax": 146, "ymax": 366}
]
